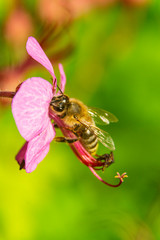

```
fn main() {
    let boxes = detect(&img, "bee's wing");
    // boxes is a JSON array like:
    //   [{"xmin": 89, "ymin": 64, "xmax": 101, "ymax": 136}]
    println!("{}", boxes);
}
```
[
  {"xmin": 81, "ymin": 119, "xmax": 116, "ymax": 151},
  {"xmin": 91, "ymin": 125, "xmax": 116, "ymax": 150},
  {"xmin": 88, "ymin": 106, "xmax": 118, "ymax": 125}
]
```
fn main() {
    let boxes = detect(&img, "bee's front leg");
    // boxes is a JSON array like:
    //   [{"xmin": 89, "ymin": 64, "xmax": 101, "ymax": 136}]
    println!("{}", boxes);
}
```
[{"xmin": 54, "ymin": 136, "xmax": 78, "ymax": 144}]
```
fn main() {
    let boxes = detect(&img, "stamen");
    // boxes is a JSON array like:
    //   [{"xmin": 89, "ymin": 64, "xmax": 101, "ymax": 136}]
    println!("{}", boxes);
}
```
[
  {"xmin": 115, "ymin": 172, "xmax": 128, "ymax": 182},
  {"xmin": 89, "ymin": 167, "xmax": 125, "ymax": 187}
]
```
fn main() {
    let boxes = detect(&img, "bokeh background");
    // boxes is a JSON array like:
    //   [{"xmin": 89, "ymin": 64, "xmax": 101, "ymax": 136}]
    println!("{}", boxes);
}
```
[{"xmin": 0, "ymin": 0, "xmax": 160, "ymax": 239}]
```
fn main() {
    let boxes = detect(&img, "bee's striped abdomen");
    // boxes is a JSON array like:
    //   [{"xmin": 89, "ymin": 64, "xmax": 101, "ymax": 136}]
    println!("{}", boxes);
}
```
[{"xmin": 80, "ymin": 127, "xmax": 98, "ymax": 155}]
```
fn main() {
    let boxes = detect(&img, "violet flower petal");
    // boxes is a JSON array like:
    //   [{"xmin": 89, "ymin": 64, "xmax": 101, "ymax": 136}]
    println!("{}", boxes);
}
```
[
  {"xmin": 26, "ymin": 36, "xmax": 57, "ymax": 84},
  {"xmin": 58, "ymin": 63, "xmax": 66, "ymax": 93},
  {"xmin": 12, "ymin": 77, "xmax": 53, "ymax": 141},
  {"xmin": 25, "ymin": 121, "xmax": 55, "ymax": 173}
]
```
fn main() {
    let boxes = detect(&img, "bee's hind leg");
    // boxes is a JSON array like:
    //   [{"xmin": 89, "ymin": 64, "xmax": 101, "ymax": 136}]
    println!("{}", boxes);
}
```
[
  {"xmin": 54, "ymin": 136, "xmax": 78, "ymax": 144},
  {"xmin": 95, "ymin": 152, "xmax": 114, "ymax": 170}
]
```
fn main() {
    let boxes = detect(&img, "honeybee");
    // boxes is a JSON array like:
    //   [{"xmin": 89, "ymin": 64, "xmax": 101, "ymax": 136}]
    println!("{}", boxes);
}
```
[{"xmin": 50, "ymin": 92, "xmax": 118, "ymax": 165}]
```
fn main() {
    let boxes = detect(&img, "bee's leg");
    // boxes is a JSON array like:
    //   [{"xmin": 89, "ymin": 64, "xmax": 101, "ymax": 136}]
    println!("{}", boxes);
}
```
[
  {"xmin": 53, "ymin": 124, "xmax": 76, "ymax": 130},
  {"xmin": 61, "ymin": 124, "xmax": 81, "ymax": 137},
  {"xmin": 54, "ymin": 136, "xmax": 78, "ymax": 143},
  {"xmin": 96, "ymin": 152, "xmax": 114, "ymax": 170}
]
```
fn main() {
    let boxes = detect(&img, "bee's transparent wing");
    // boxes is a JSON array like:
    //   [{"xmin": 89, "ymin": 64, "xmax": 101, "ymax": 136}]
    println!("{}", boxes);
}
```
[
  {"xmin": 88, "ymin": 106, "xmax": 118, "ymax": 125},
  {"xmin": 92, "ymin": 125, "xmax": 115, "ymax": 150},
  {"xmin": 81, "ymin": 119, "xmax": 116, "ymax": 151}
]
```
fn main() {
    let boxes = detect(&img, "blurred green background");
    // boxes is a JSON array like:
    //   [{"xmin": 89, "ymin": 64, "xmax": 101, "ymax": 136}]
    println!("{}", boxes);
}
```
[{"xmin": 0, "ymin": 0, "xmax": 160, "ymax": 240}]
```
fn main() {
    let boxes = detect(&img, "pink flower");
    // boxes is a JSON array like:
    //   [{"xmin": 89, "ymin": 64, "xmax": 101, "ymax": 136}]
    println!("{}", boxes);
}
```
[
  {"xmin": 9, "ymin": 36, "xmax": 127, "ymax": 187},
  {"xmin": 12, "ymin": 36, "xmax": 66, "ymax": 173}
]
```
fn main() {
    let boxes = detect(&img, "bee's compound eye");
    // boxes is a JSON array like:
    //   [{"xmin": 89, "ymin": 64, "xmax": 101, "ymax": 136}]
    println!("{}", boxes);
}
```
[
  {"xmin": 59, "ymin": 102, "xmax": 65, "ymax": 110},
  {"xmin": 50, "ymin": 97, "xmax": 56, "ymax": 105},
  {"xmin": 50, "ymin": 95, "xmax": 68, "ymax": 112},
  {"xmin": 62, "ymin": 95, "xmax": 69, "ymax": 104},
  {"xmin": 52, "ymin": 103, "xmax": 65, "ymax": 112}
]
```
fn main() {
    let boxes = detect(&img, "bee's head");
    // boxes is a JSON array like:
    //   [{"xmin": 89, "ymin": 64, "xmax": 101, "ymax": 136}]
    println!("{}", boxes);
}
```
[{"xmin": 50, "ymin": 94, "xmax": 69, "ymax": 112}]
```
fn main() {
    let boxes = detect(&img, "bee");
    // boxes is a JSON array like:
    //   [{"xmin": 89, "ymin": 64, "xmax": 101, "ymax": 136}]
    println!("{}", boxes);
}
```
[{"xmin": 50, "ymin": 92, "xmax": 118, "ymax": 165}]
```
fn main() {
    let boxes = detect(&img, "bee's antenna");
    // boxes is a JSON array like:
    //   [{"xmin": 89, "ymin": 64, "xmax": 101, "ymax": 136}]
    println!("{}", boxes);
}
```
[{"xmin": 57, "ymin": 85, "xmax": 63, "ymax": 95}]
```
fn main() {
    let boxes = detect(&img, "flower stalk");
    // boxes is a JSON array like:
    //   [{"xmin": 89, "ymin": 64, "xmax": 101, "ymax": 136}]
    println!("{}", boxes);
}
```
[
  {"xmin": 0, "ymin": 36, "xmax": 128, "ymax": 187},
  {"xmin": 0, "ymin": 91, "xmax": 15, "ymax": 98}
]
